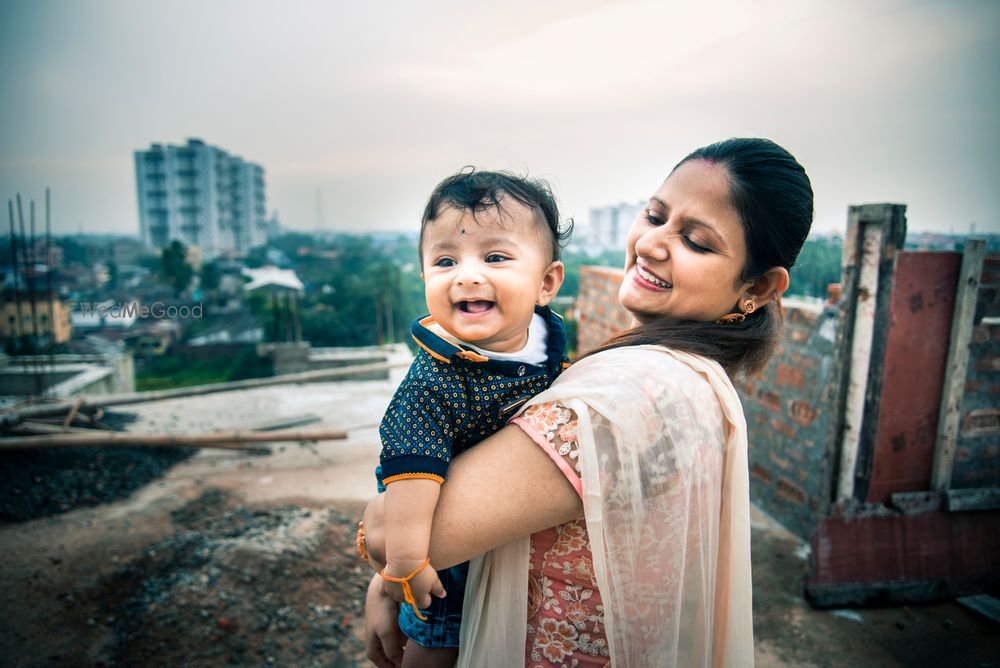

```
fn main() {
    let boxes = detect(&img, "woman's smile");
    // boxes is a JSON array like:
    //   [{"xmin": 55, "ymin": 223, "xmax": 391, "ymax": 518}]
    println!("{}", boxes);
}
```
[{"xmin": 633, "ymin": 263, "xmax": 672, "ymax": 290}]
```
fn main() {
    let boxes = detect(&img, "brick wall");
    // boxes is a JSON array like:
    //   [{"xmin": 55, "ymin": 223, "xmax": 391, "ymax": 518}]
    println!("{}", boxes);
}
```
[
  {"xmin": 575, "ymin": 252, "xmax": 998, "ymax": 540},
  {"xmin": 739, "ymin": 301, "xmax": 839, "ymax": 537},
  {"xmin": 575, "ymin": 266, "xmax": 837, "ymax": 537},
  {"xmin": 575, "ymin": 266, "xmax": 632, "ymax": 354}
]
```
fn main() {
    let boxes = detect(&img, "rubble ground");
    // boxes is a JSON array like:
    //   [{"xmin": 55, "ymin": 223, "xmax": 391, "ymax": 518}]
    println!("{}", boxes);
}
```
[{"xmin": 1, "ymin": 374, "xmax": 998, "ymax": 667}]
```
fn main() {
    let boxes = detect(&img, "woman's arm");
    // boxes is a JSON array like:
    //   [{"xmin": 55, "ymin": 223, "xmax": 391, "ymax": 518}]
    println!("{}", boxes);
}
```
[{"xmin": 364, "ymin": 421, "xmax": 583, "ymax": 569}]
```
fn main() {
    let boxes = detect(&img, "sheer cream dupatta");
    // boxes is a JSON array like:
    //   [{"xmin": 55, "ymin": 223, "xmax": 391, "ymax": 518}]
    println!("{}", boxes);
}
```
[{"xmin": 458, "ymin": 346, "xmax": 754, "ymax": 667}]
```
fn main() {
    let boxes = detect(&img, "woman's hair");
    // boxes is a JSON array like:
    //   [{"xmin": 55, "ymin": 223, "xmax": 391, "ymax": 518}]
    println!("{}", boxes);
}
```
[
  {"xmin": 420, "ymin": 168, "xmax": 573, "ymax": 262},
  {"xmin": 584, "ymin": 137, "xmax": 814, "ymax": 377}
]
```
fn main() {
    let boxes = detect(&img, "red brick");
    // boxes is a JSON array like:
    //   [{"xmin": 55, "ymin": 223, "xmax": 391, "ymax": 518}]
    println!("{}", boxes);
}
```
[
  {"xmin": 788, "ymin": 399, "xmax": 818, "ymax": 427},
  {"xmin": 789, "ymin": 328, "xmax": 809, "ymax": 343},
  {"xmin": 757, "ymin": 390, "xmax": 781, "ymax": 413},
  {"xmin": 975, "ymin": 356, "xmax": 1000, "ymax": 373},
  {"xmin": 751, "ymin": 463, "xmax": 773, "ymax": 485},
  {"xmin": 769, "ymin": 450, "xmax": 792, "ymax": 470},
  {"xmin": 776, "ymin": 478, "xmax": 808, "ymax": 505},
  {"xmin": 770, "ymin": 418, "xmax": 798, "ymax": 440},
  {"xmin": 775, "ymin": 363, "xmax": 806, "ymax": 388}
]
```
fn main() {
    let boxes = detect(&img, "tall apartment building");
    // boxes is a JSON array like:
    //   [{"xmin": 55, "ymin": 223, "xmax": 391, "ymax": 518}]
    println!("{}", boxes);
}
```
[
  {"xmin": 134, "ymin": 139, "xmax": 269, "ymax": 258},
  {"xmin": 583, "ymin": 201, "xmax": 645, "ymax": 251}
]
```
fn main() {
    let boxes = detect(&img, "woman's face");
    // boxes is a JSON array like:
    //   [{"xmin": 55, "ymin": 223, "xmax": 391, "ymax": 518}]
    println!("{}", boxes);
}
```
[{"xmin": 619, "ymin": 159, "xmax": 751, "ymax": 324}]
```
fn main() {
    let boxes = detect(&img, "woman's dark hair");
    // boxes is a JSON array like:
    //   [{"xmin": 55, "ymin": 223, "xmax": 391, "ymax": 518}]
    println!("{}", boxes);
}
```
[
  {"xmin": 583, "ymin": 137, "xmax": 814, "ymax": 377},
  {"xmin": 420, "ymin": 168, "xmax": 573, "ymax": 263}
]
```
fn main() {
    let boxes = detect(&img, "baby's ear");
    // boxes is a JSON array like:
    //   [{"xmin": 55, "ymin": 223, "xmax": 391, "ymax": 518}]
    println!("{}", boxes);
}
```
[{"xmin": 536, "ymin": 261, "xmax": 565, "ymax": 306}]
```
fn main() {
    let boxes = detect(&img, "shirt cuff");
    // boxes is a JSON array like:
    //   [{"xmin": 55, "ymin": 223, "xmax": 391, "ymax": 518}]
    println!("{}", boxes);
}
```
[{"xmin": 379, "ymin": 454, "xmax": 448, "ymax": 486}]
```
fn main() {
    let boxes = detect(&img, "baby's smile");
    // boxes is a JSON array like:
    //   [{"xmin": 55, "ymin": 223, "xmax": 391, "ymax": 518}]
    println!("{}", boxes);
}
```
[{"xmin": 456, "ymin": 300, "xmax": 496, "ymax": 315}]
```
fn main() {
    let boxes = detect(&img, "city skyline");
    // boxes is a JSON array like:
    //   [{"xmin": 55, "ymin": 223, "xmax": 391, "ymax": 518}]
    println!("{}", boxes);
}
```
[{"xmin": 1, "ymin": 0, "xmax": 998, "ymax": 238}]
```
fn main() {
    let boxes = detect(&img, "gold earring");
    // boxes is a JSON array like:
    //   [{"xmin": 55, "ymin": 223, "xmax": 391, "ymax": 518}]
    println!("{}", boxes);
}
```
[
  {"xmin": 716, "ymin": 296, "xmax": 756, "ymax": 325},
  {"xmin": 716, "ymin": 311, "xmax": 746, "ymax": 324}
]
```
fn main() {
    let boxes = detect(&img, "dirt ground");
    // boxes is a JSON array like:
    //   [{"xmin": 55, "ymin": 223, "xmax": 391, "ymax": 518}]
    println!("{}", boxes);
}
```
[{"xmin": 1, "ymin": 377, "xmax": 998, "ymax": 667}]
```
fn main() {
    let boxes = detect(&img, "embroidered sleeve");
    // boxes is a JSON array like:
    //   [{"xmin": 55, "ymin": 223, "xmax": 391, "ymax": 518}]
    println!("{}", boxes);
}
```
[{"xmin": 512, "ymin": 401, "xmax": 582, "ymax": 496}]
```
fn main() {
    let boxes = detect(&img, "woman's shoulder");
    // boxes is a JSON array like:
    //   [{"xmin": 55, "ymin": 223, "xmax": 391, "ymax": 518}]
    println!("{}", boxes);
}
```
[
  {"xmin": 573, "ymin": 345, "xmax": 707, "ymax": 382},
  {"xmin": 555, "ymin": 345, "xmax": 716, "ymax": 408}
]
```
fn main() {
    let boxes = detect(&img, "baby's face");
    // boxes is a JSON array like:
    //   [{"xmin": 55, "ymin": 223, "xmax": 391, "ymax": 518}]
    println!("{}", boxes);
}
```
[{"xmin": 420, "ymin": 200, "xmax": 560, "ymax": 353}]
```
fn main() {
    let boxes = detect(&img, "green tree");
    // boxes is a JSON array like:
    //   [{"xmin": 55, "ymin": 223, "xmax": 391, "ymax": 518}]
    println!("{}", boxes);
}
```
[
  {"xmin": 200, "ymin": 260, "xmax": 221, "ymax": 292},
  {"xmin": 106, "ymin": 261, "xmax": 119, "ymax": 290},
  {"xmin": 159, "ymin": 240, "xmax": 194, "ymax": 297},
  {"xmin": 788, "ymin": 237, "xmax": 843, "ymax": 298}
]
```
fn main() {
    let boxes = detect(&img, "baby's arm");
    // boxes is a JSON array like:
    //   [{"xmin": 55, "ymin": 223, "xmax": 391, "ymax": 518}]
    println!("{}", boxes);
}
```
[
  {"xmin": 381, "ymin": 477, "xmax": 446, "ymax": 609},
  {"xmin": 364, "ymin": 421, "xmax": 583, "ymax": 570}
]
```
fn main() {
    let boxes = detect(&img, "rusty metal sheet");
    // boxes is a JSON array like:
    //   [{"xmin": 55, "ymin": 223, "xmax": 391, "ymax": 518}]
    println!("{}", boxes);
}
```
[{"xmin": 865, "ymin": 251, "xmax": 960, "ymax": 503}]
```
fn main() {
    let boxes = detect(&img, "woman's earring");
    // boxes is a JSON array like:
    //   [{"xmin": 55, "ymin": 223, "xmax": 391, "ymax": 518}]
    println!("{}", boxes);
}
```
[
  {"xmin": 716, "ymin": 296, "xmax": 756, "ymax": 325},
  {"xmin": 716, "ymin": 311, "xmax": 745, "ymax": 324}
]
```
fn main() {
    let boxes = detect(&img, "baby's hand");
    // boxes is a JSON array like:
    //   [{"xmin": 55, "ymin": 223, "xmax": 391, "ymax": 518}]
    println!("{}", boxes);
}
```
[{"xmin": 381, "ymin": 559, "xmax": 446, "ymax": 610}]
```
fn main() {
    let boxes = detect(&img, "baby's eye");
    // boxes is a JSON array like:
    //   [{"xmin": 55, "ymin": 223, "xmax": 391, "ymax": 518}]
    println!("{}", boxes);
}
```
[
  {"xmin": 485, "ymin": 254, "xmax": 508, "ymax": 263},
  {"xmin": 434, "ymin": 257, "xmax": 456, "ymax": 267},
  {"xmin": 682, "ymin": 236, "xmax": 712, "ymax": 253}
]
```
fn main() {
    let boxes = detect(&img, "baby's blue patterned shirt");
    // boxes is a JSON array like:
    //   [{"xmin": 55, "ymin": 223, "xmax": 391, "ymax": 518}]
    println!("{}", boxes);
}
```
[{"xmin": 378, "ymin": 305, "xmax": 569, "ymax": 485}]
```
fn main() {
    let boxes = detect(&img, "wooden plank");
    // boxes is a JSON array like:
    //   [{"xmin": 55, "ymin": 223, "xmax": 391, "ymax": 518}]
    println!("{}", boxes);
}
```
[
  {"xmin": 0, "ymin": 427, "xmax": 347, "ymax": 451},
  {"xmin": 932, "ymin": 239, "xmax": 987, "ymax": 490},
  {"xmin": 956, "ymin": 595, "xmax": 1000, "ymax": 624},
  {"xmin": 244, "ymin": 413, "xmax": 321, "ymax": 431},
  {"xmin": 0, "ymin": 359, "xmax": 409, "ymax": 426}
]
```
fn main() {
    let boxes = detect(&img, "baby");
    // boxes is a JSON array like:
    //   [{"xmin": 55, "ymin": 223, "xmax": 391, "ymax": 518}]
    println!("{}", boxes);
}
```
[{"xmin": 373, "ymin": 169, "xmax": 570, "ymax": 667}]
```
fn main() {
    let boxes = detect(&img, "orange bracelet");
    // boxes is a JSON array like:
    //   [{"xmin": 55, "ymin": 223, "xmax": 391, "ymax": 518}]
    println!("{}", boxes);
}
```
[
  {"xmin": 379, "ymin": 557, "xmax": 432, "ymax": 621},
  {"xmin": 356, "ymin": 521, "xmax": 370, "ymax": 563}
]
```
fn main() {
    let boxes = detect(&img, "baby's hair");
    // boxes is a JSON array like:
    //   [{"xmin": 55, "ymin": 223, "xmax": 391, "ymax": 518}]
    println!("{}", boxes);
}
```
[{"xmin": 419, "ymin": 168, "xmax": 573, "ymax": 262}]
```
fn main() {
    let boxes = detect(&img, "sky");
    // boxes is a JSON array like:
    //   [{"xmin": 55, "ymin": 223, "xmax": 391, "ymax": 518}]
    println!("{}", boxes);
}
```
[{"xmin": 1, "ymin": 0, "xmax": 998, "ymax": 239}]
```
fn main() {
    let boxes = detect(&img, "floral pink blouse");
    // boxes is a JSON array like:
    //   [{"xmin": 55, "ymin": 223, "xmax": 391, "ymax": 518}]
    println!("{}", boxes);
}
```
[{"xmin": 513, "ymin": 402, "xmax": 611, "ymax": 667}]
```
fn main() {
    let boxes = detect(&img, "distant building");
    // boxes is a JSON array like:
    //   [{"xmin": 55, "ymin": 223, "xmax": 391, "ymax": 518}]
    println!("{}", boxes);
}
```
[
  {"xmin": 79, "ymin": 237, "xmax": 148, "ymax": 268},
  {"xmin": 579, "ymin": 201, "xmax": 645, "ymax": 252},
  {"xmin": 134, "ymin": 138, "xmax": 270, "ymax": 259},
  {"xmin": 0, "ymin": 294, "xmax": 72, "ymax": 344}
]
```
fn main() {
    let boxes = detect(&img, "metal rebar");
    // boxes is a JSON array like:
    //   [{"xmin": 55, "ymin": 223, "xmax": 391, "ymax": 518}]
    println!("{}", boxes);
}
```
[
  {"xmin": 7, "ymin": 200, "xmax": 25, "ymax": 350},
  {"xmin": 46, "ymin": 188, "xmax": 55, "ymax": 392}
]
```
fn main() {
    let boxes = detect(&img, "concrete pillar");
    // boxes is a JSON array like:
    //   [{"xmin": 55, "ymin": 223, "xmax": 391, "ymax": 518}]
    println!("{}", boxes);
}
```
[{"xmin": 830, "ymin": 204, "xmax": 907, "ymax": 502}]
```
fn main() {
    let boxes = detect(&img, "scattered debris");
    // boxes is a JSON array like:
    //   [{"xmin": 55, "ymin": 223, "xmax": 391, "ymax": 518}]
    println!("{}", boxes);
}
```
[
  {"xmin": 831, "ymin": 609, "xmax": 864, "ymax": 623},
  {"xmin": 19, "ymin": 489, "xmax": 371, "ymax": 667}
]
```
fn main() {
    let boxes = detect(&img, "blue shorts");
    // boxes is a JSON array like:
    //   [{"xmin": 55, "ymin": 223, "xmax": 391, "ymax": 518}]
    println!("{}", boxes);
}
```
[{"xmin": 398, "ymin": 561, "xmax": 468, "ymax": 648}]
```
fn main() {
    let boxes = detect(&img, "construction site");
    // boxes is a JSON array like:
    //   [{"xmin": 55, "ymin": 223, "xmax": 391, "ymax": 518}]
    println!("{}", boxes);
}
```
[{"xmin": 1, "ymin": 202, "xmax": 999, "ymax": 667}]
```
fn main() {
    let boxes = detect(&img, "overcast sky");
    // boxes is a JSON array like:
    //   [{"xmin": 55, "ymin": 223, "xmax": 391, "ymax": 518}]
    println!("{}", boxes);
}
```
[{"xmin": 1, "ymin": 0, "xmax": 998, "ymax": 239}]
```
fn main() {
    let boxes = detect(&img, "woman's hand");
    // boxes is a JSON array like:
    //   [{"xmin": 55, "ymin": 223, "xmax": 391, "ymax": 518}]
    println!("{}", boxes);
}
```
[{"xmin": 365, "ymin": 573, "xmax": 405, "ymax": 668}]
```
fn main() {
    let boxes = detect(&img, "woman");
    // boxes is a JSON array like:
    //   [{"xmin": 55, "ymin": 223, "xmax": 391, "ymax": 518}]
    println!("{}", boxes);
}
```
[{"xmin": 364, "ymin": 137, "xmax": 813, "ymax": 667}]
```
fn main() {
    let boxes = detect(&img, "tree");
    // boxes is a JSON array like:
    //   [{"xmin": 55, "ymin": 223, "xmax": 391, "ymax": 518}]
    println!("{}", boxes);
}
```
[
  {"xmin": 159, "ymin": 240, "xmax": 194, "ymax": 296},
  {"xmin": 200, "ymin": 260, "xmax": 221, "ymax": 292}
]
